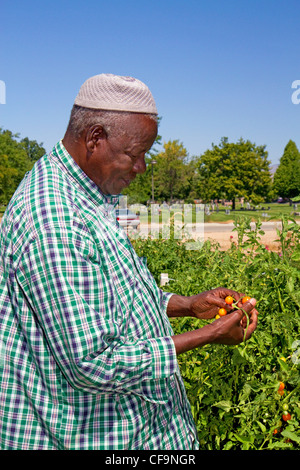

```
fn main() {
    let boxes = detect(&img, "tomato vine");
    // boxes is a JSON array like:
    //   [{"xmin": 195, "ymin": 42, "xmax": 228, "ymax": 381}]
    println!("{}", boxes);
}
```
[{"xmin": 132, "ymin": 215, "xmax": 300, "ymax": 450}]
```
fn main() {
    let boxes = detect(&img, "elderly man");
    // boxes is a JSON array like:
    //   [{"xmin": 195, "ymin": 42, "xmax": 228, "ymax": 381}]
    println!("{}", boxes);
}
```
[{"xmin": 0, "ymin": 74, "xmax": 258, "ymax": 450}]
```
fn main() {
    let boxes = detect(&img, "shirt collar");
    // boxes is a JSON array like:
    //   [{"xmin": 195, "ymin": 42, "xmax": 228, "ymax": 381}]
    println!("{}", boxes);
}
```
[{"xmin": 51, "ymin": 140, "xmax": 120, "ymax": 209}]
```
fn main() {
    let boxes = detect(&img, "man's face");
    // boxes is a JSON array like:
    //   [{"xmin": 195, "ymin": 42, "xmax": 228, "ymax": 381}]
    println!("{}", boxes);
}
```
[{"xmin": 87, "ymin": 114, "xmax": 157, "ymax": 195}]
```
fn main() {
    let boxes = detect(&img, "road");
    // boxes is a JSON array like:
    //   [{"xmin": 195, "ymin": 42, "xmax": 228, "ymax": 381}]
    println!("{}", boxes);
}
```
[
  {"xmin": 135, "ymin": 220, "xmax": 298, "ymax": 251},
  {"xmin": 197, "ymin": 221, "xmax": 285, "ymax": 233},
  {"xmin": 139, "ymin": 220, "xmax": 286, "ymax": 235}
]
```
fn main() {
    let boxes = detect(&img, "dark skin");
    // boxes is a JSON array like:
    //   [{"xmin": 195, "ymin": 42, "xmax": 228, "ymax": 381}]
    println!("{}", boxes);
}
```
[
  {"xmin": 63, "ymin": 114, "xmax": 157, "ymax": 196},
  {"xmin": 63, "ymin": 113, "xmax": 258, "ymax": 356},
  {"xmin": 167, "ymin": 290, "xmax": 258, "ymax": 354}
]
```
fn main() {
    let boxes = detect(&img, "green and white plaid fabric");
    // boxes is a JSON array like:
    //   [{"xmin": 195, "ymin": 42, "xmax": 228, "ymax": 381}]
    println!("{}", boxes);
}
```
[{"xmin": 0, "ymin": 141, "xmax": 198, "ymax": 450}]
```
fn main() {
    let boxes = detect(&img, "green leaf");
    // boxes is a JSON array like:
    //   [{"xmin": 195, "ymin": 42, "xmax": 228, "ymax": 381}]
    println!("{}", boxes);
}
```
[
  {"xmin": 257, "ymin": 421, "xmax": 266, "ymax": 433},
  {"xmin": 268, "ymin": 441, "xmax": 293, "ymax": 449},
  {"xmin": 232, "ymin": 348, "xmax": 247, "ymax": 365},
  {"xmin": 291, "ymin": 251, "xmax": 300, "ymax": 262},
  {"xmin": 213, "ymin": 400, "xmax": 232, "ymax": 412},
  {"xmin": 223, "ymin": 441, "xmax": 234, "ymax": 450},
  {"xmin": 278, "ymin": 357, "xmax": 290, "ymax": 371},
  {"xmin": 233, "ymin": 433, "xmax": 254, "ymax": 444},
  {"xmin": 281, "ymin": 429, "xmax": 300, "ymax": 444}
]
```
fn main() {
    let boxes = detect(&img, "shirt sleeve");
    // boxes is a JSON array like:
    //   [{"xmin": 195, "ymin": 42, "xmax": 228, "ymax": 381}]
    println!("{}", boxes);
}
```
[{"xmin": 16, "ymin": 226, "xmax": 178, "ymax": 397}]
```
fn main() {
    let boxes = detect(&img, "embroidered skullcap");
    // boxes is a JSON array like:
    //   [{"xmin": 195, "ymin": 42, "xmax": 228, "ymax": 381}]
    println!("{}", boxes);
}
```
[{"xmin": 74, "ymin": 73, "xmax": 157, "ymax": 114}]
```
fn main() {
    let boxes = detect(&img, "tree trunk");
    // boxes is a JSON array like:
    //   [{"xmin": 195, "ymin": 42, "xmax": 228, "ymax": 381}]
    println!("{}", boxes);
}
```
[{"xmin": 232, "ymin": 198, "xmax": 236, "ymax": 210}]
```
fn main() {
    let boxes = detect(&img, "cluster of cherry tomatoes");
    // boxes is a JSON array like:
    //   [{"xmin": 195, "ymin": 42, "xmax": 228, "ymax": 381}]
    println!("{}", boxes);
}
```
[
  {"xmin": 273, "ymin": 382, "xmax": 292, "ymax": 437},
  {"xmin": 277, "ymin": 382, "xmax": 291, "ymax": 421},
  {"xmin": 215, "ymin": 295, "xmax": 251, "ymax": 319}
]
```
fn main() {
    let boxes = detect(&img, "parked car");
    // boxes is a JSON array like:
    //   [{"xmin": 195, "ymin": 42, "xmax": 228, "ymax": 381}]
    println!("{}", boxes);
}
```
[
  {"xmin": 277, "ymin": 197, "xmax": 289, "ymax": 203},
  {"xmin": 115, "ymin": 209, "xmax": 140, "ymax": 229}
]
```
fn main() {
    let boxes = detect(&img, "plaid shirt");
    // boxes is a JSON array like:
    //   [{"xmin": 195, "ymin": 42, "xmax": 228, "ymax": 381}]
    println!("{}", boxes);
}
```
[{"xmin": 0, "ymin": 140, "xmax": 198, "ymax": 450}]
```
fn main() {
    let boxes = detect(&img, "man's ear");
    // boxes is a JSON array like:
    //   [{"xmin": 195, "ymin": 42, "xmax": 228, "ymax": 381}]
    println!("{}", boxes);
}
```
[{"xmin": 85, "ymin": 125, "xmax": 107, "ymax": 153}]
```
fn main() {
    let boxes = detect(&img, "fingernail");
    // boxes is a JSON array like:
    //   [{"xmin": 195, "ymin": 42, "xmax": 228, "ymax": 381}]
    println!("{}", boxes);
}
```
[{"xmin": 250, "ymin": 298, "xmax": 256, "ymax": 305}]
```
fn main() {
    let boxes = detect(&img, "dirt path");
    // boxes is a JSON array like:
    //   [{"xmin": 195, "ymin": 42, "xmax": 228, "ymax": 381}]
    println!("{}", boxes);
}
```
[
  {"xmin": 139, "ymin": 221, "xmax": 283, "ymax": 251},
  {"xmin": 203, "ymin": 229, "xmax": 281, "ymax": 251}
]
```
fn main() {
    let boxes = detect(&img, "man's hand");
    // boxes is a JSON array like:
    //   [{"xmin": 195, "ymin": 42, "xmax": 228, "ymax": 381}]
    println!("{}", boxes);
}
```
[
  {"xmin": 189, "ymin": 287, "xmax": 247, "ymax": 319},
  {"xmin": 210, "ymin": 298, "xmax": 258, "ymax": 345},
  {"xmin": 167, "ymin": 288, "xmax": 254, "ymax": 319},
  {"xmin": 172, "ymin": 298, "xmax": 258, "ymax": 355}
]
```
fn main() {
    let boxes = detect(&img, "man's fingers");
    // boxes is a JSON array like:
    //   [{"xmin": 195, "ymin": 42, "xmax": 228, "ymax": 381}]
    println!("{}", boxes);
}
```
[
  {"xmin": 208, "ymin": 290, "xmax": 249, "ymax": 309},
  {"xmin": 205, "ymin": 293, "xmax": 236, "ymax": 310},
  {"xmin": 204, "ymin": 294, "xmax": 258, "ymax": 323},
  {"xmin": 238, "ymin": 298, "xmax": 257, "ymax": 315},
  {"xmin": 244, "ymin": 308, "xmax": 258, "ymax": 340},
  {"xmin": 235, "ymin": 299, "xmax": 258, "ymax": 341},
  {"xmin": 203, "ymin": 294, "xmax": 227, "ymax": 310},
  {"xmin": 207, "ymin": 294, "xmax": 256, "ymax": 314}
]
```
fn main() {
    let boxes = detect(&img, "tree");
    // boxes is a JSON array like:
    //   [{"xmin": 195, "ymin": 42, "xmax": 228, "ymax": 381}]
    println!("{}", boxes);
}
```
[
  {"xmin": 122, "ymin": 118, "xmax": 163, "ymax": 204},
  {"xmin": 154, "ymin": 140, "xmax": 192, "ymax": 202},
  {"xmin": 273, "ymin": 140, "xmax": 300, "ymax": 200},
  {"xmin": 196, "ymin": 137, "xmax": 272, "ymax": 209},
  {"xmin": 0, "ymin": 128, "xmax": 45, "ymax": 204},
  {"xmin": 20, "ymin": 137, "xmax": 46, "ymax": 162}
]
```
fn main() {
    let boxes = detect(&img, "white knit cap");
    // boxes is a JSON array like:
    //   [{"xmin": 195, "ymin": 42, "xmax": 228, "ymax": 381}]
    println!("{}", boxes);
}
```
[{"xmin": 74, "ymin": 73, "xmax": 158, "ymax": 114}]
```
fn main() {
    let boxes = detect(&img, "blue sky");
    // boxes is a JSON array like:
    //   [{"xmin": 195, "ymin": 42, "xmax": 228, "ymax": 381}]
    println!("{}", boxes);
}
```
[{"xmin": 1, "ymin": 0, "xmax": 300, "ymax": 164}]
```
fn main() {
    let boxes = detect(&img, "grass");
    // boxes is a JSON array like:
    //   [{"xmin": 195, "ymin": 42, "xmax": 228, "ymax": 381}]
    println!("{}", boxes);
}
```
[
  {"xmin": 138, "ymin": 202, "xmax": 300, "ymax": 225},
  {"xmin": 204, "ymin": 202, "xmax": 300, "ymax": 223}
]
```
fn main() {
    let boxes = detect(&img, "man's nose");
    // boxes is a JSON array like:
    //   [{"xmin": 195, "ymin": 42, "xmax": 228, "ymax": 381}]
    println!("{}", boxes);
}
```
[{"xmin": 133, "ymin": 156, "xmax": 146, "ymax": 174}]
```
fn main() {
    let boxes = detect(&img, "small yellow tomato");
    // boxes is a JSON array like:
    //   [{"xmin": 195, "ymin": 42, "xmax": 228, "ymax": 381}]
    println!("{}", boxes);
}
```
[{"xmin": 218, "ymin": 308, "xmax": 227, "ymax": 316}]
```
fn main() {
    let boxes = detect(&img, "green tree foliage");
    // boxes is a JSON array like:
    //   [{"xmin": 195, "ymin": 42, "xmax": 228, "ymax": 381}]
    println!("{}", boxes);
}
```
[
  {"xmin": 122, "ymin": 161, "xmax": 153, "ymax": 204},
  {"xmin": 273, "ymin": 140, "xmax": 300, "ymax": 199},
  {"xmin": 0, "ymin": 128, "xmax": 45, "ymax": 204},
  {"xmin": 123, "ymin": 121, "xmax": 195, "ymax": 203},
  {"xmin": 122, "ymin": 117, "xmax": 163, "ymax": 204},
  {"xmin": 196, "ymin": 137, "xmax": 272, "ymax": 209},
  {"xmin": 20, "ymin": 136, "xmax": 46, "ymax": 162},
  {"xmin": 154, "ymin": 139, "xmax": 193, "ymax": 202},
  {"xmin": 123, "ymin": 138, "xmax": 193, "ymax": 204}
]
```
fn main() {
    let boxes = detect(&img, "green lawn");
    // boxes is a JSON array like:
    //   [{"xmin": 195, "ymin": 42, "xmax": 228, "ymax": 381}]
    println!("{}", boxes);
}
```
[
  {"xmin": 204, "ymin": 202, "xmax": 300, "ymax": 223},
  {"xmin": 138, "ymin": 202, "xmax": 300, "ymax": 224}
]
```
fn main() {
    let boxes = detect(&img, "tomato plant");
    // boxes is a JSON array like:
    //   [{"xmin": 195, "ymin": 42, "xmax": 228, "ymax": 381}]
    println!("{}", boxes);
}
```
[{"xmin": 132, "ymin": 215, "xmax": 300, "ymax": 449}]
